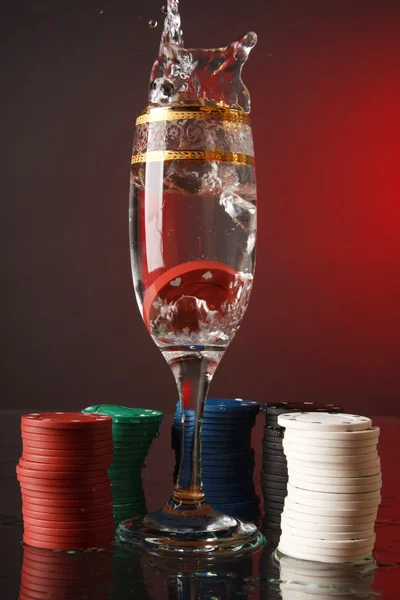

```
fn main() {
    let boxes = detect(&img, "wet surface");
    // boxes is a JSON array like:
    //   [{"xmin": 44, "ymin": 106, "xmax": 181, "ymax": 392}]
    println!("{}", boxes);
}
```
[{"xmin": 0, "ymin": 411, "xmax": 399, "ymax": 599}]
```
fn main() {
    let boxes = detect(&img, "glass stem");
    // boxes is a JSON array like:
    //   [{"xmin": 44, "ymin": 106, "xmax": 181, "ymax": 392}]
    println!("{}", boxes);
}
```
[{"xmin": 167, "ymin": 349, "xmax": 220, "ymax": 508}]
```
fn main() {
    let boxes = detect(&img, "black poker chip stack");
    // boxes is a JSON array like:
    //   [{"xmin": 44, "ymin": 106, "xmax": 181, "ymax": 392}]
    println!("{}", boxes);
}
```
[{"xmin": 261, "ymin": 402, "xmax": 344, "ymax": 532}]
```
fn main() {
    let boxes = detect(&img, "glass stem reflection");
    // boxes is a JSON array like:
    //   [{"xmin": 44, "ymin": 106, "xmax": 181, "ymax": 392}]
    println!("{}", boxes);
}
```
[{"xmin": 166, "ymin": 348, "xmax": 221, "ymax": 509}]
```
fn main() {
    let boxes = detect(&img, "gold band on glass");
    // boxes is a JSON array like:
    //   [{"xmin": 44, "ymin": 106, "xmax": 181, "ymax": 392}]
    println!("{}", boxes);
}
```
[
  {"xmin": 136, "ymin": 105, "xmax": 250, "ymax": 126},
  {"xmin": 131, "ymin": 150, "xmax": 254, "ymax": 165}
]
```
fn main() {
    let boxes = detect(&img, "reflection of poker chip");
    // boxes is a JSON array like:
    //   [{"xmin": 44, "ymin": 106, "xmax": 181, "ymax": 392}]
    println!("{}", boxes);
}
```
[
  {"xmin": 22, "ymin": 535, "xmax": 113, "ymax": 551},
  {"xmin": 142, "ymin": 260, "xmax": 239, "ymax": 331}
]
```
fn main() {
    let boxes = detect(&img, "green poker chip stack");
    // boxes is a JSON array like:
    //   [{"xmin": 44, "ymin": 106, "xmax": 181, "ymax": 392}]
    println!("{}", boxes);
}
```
[{"xmin": 82, "ymin": 404, "xmax": 163, "ymax": 524}]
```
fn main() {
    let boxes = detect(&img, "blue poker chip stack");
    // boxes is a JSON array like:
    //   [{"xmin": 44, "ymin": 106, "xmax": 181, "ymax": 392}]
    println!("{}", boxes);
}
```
[{"xmin": 172, "ymin": 398, "xmax": 260, "ymax": 522}]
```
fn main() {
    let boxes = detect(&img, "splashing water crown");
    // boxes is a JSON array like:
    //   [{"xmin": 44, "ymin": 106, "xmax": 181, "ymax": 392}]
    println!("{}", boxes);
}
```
[{"xmin": 148, "ymin": 0, "xmax": 257, "ymax": 113}]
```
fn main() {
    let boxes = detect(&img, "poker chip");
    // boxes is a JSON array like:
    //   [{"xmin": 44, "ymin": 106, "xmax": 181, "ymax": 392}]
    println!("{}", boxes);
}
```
[
  {"xmin": 83, "ymin": 405, "xmax": 163, "ymax": 423},
  {"xmin": 263, "ymin": 426, "xmax": 284, "ymax": 438},
  {"xmin": 263, "ymin": 491, "xmax": 287, "ymax": 503},
  {"xmin": 21, "ymin": 494, "xmax": 114, "ymax": 508},
  {"xmin": 282, "ymin": 506, "xmax": 377, "ymax": 525},
  {"xmin": 21, "ymin": 445, "xmax": 114, "ymax": 459},
  {"xmin": 286, "ymin": 493, "xmax": 381, "ymax": 511},
  {"xmin": 22, "ymin": 500, "xmax": 112, "ymax": 523},
  {"xmin": 288, "ymin": 471, "xmax": 382, "ymax": 486},
  {"xmin": 17, "ymin": 464, "xmax": 111, "ymax": 481},
  {"xmin": 286, "ymin": 461, "xmax": 381, "ymax": 478},
  {"xmin": 282, "ymin": 434, "xmax": 378, "ymax": 449},
  {"xmin": 284, "ymin": 426, "xmax": 380, "ymax": 442},
  {"xmin": 262, "ymin": 513, "xmax": 282, "ymax": 524},
  {"xmin": 283, "ymin": 439, "xmax": 378, "ymax": 456},
  {"xmin": 278, "ymin": 412, "xmax": 372, "ymax": 432},
  {"xmin": 264, "ymin": 498, "xmax": 286, "ymax": 510},
  {"xmin": 287, "ymin": 483, "xmax": 381, "ymax": 501},
  {"xmin": 21, "ymin": 437, "xmax": 114, "ymax": 450},
  {"xmin": 285, "ymin": 496, "xmax": 378, "ymax": 517},
  {"xmin": 142, "ymin": 260, "xmax": 238, "ymax": 330},
  {"xmin": 263, "ymin": 442, "xmax": 283, "ymax": 452},
  {"xmin": 21, "ymin": 429, "xmax": 113, "ymax": 443},
  {"xmin": 262, "ymin": 402, "xmax": 344, "ymax": 417},
  {"xmin": 19, "ymin": 454, "xmax": 112, "ymax": 469},
  {"xmin": 261, "ymin": 520, "xmax": 281, "ymax": 532},
  {"xmin": 22, "ymin": 412, "xmax": 112, "ymax": 430},
  {"xmin": 262, "ymin": 472, "xmax": 288, "ymax": 483},
  {"xmin": 288, "ymin": 477, "xmax": 382, "ymax": 495}
]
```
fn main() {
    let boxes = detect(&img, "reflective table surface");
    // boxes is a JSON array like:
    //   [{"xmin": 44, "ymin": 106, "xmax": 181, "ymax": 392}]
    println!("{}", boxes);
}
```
[{"xmin": 1, "ymin": 411, "xmax": 399, "ymax": 599}]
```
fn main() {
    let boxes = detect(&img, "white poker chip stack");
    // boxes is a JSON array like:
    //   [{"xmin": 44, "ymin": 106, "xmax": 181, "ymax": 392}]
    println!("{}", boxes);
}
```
[{"xmin": 277, "ymin": 413, "xmax": 381, "ymax": 563}]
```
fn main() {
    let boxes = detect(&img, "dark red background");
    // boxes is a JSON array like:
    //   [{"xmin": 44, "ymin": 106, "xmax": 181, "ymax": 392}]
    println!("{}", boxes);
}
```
[{"xmin": 1, "ymin": 0, "xmax": 399, "ymax": 415}]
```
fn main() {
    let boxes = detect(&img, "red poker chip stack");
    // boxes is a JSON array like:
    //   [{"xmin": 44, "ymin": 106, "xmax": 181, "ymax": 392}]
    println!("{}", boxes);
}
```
[
  {"xmin": 19, "ymin": 543, "xmax": 113, "ymax": 599},
  {"xmin": 17, "ymin": 412, "xmax": 115, "ymax": 551}
]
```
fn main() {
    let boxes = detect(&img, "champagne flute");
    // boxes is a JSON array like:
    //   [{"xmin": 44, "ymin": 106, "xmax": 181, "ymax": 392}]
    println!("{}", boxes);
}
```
[{"xmin": 118, "ymin": 103, "xmax": 262, "ymax": 555}]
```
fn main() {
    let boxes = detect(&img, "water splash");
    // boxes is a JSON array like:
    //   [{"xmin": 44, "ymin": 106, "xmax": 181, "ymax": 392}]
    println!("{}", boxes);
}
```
[{"xmin": 149, "ymin": 0, "xmax": 257, "ymax": 112}]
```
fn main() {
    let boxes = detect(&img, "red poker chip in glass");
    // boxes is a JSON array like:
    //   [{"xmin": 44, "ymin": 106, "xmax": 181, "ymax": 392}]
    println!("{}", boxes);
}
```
[{"xmin": 142, "ymin": 260, "xmax": 238, "ymax": 332}]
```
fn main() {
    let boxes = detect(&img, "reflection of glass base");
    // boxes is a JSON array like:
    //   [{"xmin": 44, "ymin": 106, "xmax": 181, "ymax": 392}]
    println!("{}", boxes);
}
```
[{"xmin": 117, "ymin": 507, "xmax": 264, "ymax": 558}]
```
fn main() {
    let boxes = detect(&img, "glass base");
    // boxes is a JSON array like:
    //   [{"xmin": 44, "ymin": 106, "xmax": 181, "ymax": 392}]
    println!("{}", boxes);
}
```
[{"xmin": 117, "ymin": 506, "xmax": 264, "ymax": 558}]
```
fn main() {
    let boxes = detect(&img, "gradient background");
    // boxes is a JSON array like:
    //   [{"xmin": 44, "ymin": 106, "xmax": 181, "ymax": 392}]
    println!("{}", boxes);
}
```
[{"xmin": 1, "ymin": 0, "xmax": 399, "ymax": 416}]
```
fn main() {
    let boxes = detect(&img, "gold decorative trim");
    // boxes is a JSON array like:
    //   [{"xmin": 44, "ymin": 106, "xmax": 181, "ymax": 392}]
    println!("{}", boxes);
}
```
[
  {"xmin": 136, "ymin": 106, "xmax": 250, "ymax": 126},
  {"xmin": 131, "ymin": 150, "xmax": 255, "ymax": 165}
]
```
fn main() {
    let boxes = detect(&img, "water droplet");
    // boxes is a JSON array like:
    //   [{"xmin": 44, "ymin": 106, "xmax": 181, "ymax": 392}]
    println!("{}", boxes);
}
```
[
  {"xmin": 161, "ymin": 5, "xmax": 168, "ymax": 14},
  {"xmin": 148, "ymin": 19, "xmax": 158, "ymax": 28}
]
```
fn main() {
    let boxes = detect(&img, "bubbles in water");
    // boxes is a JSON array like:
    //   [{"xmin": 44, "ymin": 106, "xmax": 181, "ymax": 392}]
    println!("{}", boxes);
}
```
[
  {"xmin": 219, "ymin": 192, "xmax": 256, "ymax": 253},
  {"xmin": 149, "ymin": 20, "xmax": 158, "ymax": 28},
  {"xmin": 161, "ymin": 5, "xmax": 168, "ymax": 14},
  {"xmin": 99, "ymin": 9, "xmax": 104, "ymax": 15}
]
